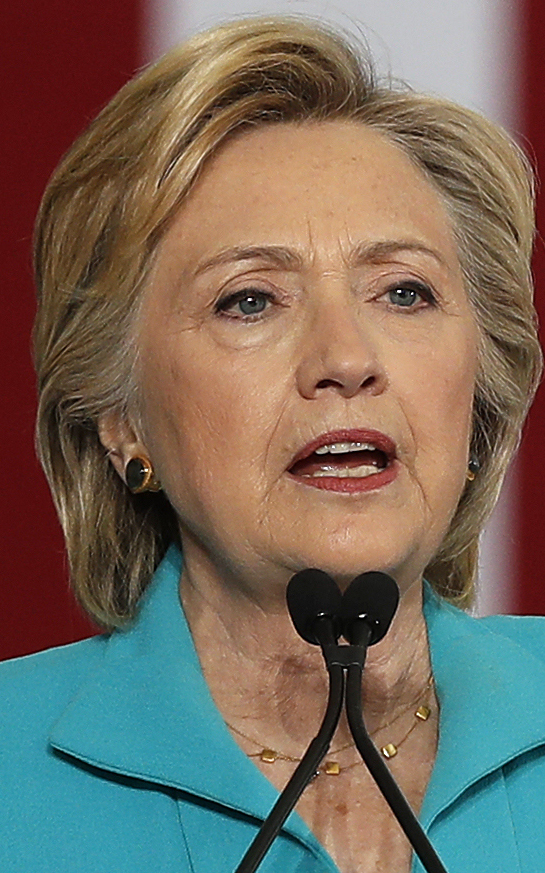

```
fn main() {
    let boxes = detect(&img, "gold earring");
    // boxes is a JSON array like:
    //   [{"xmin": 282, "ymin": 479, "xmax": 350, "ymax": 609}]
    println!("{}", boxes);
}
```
[
  {"xmin": 467, "ymin": 456, "xmax": 480, "ymax": 482},
  {"xmin": 125, "ymin": 457, "xmax": 161, "ymax": 493}
]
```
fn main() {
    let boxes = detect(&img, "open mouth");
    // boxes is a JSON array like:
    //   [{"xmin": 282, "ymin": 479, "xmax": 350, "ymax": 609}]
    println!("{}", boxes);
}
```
[
  {"xmin": 287, "ymin": 431, "xmax": 397, "ymax": 491},
  {"xmin": 290, "ymin": 442, "xmax": 388, "ymax": 478}
]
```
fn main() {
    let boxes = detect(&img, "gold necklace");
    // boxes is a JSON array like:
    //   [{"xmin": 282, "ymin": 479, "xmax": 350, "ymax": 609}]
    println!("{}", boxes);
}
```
[
  {"xmin": 226, "ymin": 692, "xmax": 433, "ymax": 775},
  {"xmin": 228, "ymin": 722, "xmax": 356, "ymax": 775},
  {"xmin": 379, "ymin": 704, "xmax": 431, "ymax": 759},
  {"xmin": 372, "ymin": 672, "xmax": 434, "ymax": 759}
]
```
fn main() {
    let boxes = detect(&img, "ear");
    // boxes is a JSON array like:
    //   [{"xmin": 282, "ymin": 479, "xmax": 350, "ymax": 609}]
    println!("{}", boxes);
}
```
[{"xmin": 98, "ymin": 410, "xmax": 150, "ymax": 483}]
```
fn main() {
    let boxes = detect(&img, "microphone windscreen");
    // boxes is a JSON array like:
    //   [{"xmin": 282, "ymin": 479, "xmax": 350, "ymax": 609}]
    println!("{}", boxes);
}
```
[
  {"xmin": 341, "ymin": 571, "xmax": 399, "ymax": 645},
  {"xmin": 287, "ymin": 569, "xmax": 343, "ymax": 645}
]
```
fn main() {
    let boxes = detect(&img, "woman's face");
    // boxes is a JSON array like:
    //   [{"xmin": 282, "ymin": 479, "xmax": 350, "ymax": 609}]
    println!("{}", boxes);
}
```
[{"xmin": 132, "ymin": 121, "xmax": 478, "ymax": 596}]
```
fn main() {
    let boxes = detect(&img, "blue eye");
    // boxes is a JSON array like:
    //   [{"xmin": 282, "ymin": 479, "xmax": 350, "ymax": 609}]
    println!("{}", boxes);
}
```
[
  {"xmin": 216, "ymin": 289, "xmax": 273, "ymax": 319},
  {"xmin": 385, "ymin": 282, "xmax": 434, "ymax": 308},
  {"xmin": 237, "ymin": 294, "xmax": 268, "ymax": 315}
]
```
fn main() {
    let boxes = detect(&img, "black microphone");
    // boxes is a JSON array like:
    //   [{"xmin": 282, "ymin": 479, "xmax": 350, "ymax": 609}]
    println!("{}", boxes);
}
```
[
  {"xmin": 235, "ymin": 568, "xmax": 345, "ymax": 873},
  {"xmin": 286, "ymin": 568, "xmax": 343, "ymax": 645},
  {"xmin": 340, "ymin": 570, "xmax": 399, "ymax": 645}
]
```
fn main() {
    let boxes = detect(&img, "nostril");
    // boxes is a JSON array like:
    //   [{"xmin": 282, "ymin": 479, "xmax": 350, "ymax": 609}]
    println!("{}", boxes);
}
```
[
  {"xmin": 316, "ymin": 378, "xmax": 344, "ymax": 390},
  {"xmin": 315, "ymin": 375, "xmax": 376, "ymax": 391}
]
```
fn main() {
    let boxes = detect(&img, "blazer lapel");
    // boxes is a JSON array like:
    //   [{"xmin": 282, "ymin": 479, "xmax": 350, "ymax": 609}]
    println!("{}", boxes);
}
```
[
  {"xmin": 418, "ymin": 587, "xmax": 545, "ymax": 870},
  {"xmin": 48, "ymin": 546, "xmax": 323, "ymax": 857}
]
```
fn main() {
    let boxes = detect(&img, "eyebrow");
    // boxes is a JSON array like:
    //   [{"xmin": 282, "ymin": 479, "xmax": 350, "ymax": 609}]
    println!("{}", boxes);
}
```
[
  {"xmin": 194, "ymin": 245, "xmax": 303, "ymax": 275},
  {"xmin": 194, "ymin": 239, "xmax": 445, "ymax": 275},
  {"xmin": 350, "ymin": 240, "xmax": 446, "ymax": 268}
]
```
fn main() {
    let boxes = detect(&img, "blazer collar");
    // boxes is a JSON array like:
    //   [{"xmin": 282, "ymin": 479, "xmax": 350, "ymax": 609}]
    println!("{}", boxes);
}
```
[
  {"xmin": 50, "ymin": 547, "xmax": 545, "ymax": 832},
  {"xmin": 421, "ymin": 585, "xmax": 545, "ymax": 826},
  {"xmin": 49, "ymin": 546, "xmax": 306, "ymax": 841}
]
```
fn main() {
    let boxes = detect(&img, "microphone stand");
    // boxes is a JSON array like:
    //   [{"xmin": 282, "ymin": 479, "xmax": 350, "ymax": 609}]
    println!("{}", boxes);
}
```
[
  {"xmin": 235, "ymin": 619, "xmax": 448, "ymax": 873},
  {"xmin": 234, "ymin": 617, "xmax": 344, "ymax": 873},
  {"xmin": 336, "ymin": 620, "xmax": 449, "ymax": 873}
]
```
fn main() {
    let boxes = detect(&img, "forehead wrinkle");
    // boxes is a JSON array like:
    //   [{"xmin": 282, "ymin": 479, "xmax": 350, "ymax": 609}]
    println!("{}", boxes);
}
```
[
  {"xmin": 303, "ymin": 216, "xmax": 319, "ymax": 271},
  {"xmin": 300, "ymin": 217, "xmax": 355, "ymax": 274}
]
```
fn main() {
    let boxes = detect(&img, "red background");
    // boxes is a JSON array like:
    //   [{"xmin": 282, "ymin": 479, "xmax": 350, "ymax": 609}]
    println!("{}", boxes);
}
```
[
  {"xmin": 518, "ymin": 0, "xmax": 545, "ymax": 614},
  {"xmin": 1, "ymin": 2, "xmax": 141, "ymax": 658}
]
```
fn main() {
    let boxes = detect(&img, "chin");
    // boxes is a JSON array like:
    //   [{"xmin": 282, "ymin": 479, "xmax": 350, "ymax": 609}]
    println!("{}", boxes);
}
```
[
  {"xmin": 283, "ymin": 528, "xmax": 432, "ymax": 594},
  {"xmin": 287, "ymin": 543, "xmax": 401, "ymax": 587}
]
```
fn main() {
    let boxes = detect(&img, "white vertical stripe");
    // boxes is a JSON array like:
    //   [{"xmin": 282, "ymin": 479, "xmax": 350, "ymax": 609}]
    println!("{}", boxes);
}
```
[
  {"xmin": 475, "ymin": 462, "xmax": 518, "ymax": 616},
  {"xmin": 147, "ymin": 0, "xmax": 520, "ymax": 121},
  {"xmin": 146, "ymin": 0, "xmax": 521, "ymax": 614}
]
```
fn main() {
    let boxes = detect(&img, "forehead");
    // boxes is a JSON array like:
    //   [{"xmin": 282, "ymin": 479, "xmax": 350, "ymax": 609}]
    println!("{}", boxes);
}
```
[{"xmin": 157, "ymin": 120, "xmax": 460, "ymax": 275}]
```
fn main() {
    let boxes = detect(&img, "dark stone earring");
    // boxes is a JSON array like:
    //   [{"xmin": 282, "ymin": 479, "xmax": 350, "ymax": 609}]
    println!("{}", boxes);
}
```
[
  {"xmin": 125, "ymin": 457, "xmax": 161, "ymax": 493},
  {"xmin": 467, "ymin": 456, "xmax": 480, "ymax": 482}
]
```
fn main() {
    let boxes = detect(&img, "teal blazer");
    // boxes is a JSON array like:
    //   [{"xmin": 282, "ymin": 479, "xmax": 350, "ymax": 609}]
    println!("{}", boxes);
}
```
[{"xmin": 3, "ymin": 545, "xmax": 545, "ymax": 872}]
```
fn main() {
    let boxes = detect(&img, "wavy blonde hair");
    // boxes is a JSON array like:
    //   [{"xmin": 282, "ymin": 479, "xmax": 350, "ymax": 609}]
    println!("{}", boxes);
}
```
[{"xmin": 34, "ymin": 16, "xmax": 542, "ymax": 627}]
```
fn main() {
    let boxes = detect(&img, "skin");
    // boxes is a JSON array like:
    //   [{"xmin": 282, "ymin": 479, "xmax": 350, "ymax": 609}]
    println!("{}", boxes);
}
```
[{"xmin": 100, "ymin": 121, "xmax": 479, "ymax": 873}]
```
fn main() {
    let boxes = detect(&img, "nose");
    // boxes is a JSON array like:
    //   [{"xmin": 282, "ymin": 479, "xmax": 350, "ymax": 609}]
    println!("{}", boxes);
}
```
[{"xmin": 295, "ymin": 296, "xmax": 387, "ymax": 400}]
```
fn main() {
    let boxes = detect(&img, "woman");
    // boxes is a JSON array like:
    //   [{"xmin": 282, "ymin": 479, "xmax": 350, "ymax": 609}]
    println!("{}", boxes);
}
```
[{"xmin": 2, "ymin": 15, "xmax": 544, "ymax": 873}]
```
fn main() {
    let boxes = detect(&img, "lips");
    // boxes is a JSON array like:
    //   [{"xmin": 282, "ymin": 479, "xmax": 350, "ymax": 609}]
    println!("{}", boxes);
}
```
[{"xmin": 287, "ymin": 429, "xmax": 398, "ymax": 493}]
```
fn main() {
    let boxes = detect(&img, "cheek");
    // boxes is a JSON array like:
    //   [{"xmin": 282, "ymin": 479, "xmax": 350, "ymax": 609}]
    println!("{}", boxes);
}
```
[
  {"xmin": 408, "ymin": 337, "xmax": 477, "ymax": 490},
  {"xmin": 138, "ymin": 340, "xmax": 289, "ymax": 502}
]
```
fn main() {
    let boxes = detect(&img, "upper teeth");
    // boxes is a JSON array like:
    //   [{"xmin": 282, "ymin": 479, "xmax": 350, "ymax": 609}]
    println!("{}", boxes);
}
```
[{"xmin": 314, "ymin": 441, "xmax": 377, "ymax": 455}]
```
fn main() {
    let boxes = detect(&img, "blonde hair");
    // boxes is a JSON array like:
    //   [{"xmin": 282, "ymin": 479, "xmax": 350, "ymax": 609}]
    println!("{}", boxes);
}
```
[{"xmin": 34, "ymin": 16, "xmax": 542, "ymax": 627}]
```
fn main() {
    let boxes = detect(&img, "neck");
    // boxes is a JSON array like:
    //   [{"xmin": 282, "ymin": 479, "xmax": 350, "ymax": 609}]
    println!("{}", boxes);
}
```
[{"xmin": 180, "ymin": 554, "xmax": 433, "ymax": 747}]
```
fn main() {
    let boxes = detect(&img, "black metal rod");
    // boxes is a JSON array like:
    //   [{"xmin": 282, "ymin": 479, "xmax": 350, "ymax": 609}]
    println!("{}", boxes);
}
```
[
  {"xmin": 345, "ymin": 663, "xmax": 448, "ymax": 873},
  {"xmin": 234, "ymin": 662, "xmax": 345, "ymax": 873}
]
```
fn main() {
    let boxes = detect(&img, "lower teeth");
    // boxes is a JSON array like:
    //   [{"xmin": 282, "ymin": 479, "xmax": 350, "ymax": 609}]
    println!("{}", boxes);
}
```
[{"xmin": 303, "ymin": 465, "xmax": 382, "ymax": 479}]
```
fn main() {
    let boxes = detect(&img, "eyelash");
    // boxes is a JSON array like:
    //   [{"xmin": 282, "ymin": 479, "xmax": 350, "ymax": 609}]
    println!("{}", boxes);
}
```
[
  {"xmin": 380, "ymin": 280, "xmax": 437, "ymax": 310},
  {"xmin": 215, "ymin": 288, "xmax": 276, "ymax": 321}
]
